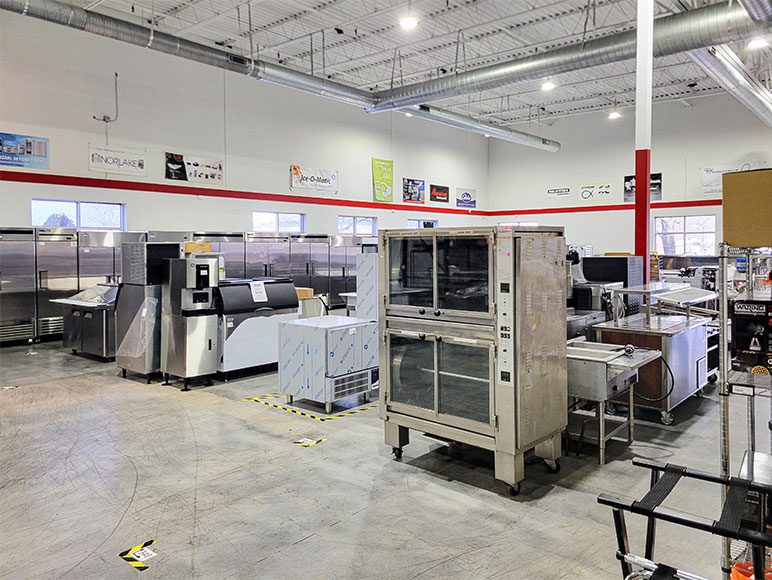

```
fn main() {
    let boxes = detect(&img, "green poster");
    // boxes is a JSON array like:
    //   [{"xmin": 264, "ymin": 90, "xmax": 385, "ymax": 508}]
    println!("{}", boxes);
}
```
[{"xmin": 372, "ymin": 157, "xmax": 394, "ymax": 202}]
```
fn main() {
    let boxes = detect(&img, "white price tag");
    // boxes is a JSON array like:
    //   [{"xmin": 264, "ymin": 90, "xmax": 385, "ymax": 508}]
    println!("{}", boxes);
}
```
[{"xmin": 249, "ymin": 281, "xmax": 268, "ymax": 303}]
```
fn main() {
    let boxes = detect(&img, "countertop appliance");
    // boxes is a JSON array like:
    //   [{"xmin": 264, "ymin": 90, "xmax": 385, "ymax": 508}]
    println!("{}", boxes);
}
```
[
  {"xmin": 116, "ymin": 242, "xmax": 181, "ymax": 381},
  {"xmin": 573, "ymin": 281, "xmax": 623, "ymax": 311},
  {"xmin": 379, "ymin": 225, "xmax": 567, "ymax": 495},
  {"xmin": 77, "ymin": 231, "xmax": 146, "ymax": 289},
  {"xmin": 0, "ymin": 228, "xmax": 37, "ymax": 343},
  {"xmin": 279, "ymin": 315, "xmax": 379, "ymax": 413},
  {"xmin": 582, "ymin": 256, "xmax": 644, "ymax": 314},
  {"xmin": 161, "ymin": 257, "xmax": 220, "ymax": 389},
  {"xmin": 53, "ymin": 284, "xmax": 118, "ymax": 359},
  {"xmin": 215, "ymin": 277, "xmax": 298, "ymax": 378},
  {"xmin": 35, "ymin": 228, "xmax": 78, "ymax": 338}
]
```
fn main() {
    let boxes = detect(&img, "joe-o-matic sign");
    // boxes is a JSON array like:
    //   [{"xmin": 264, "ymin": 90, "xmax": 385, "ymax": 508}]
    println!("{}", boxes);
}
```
[{"xmin": 89, "ymin": 145, "xmax": 147, "ymax": 176}]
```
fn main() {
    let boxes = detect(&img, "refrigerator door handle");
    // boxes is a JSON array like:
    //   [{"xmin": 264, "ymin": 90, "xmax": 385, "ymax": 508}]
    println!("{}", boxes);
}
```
[{"xmin": 38, "ymin": 270, "xmax": 49, "ymax": 290}]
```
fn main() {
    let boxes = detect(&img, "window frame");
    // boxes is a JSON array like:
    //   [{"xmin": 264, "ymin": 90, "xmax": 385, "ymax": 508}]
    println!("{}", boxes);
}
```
[
  {"xmin": 31, "ymin": 198, "xmax": 125, "ymax": 230},
  {"xmin": 653, "ymin": 214, "xmax": 716, "ymax": 256},
  {"xmin": 338, "ymin": 215, "xmax": 378, "ymax": 236},
  {"xmin": 252, "ymin": 211, "xmax": 306, "ymax": 233},
  {"xmin": 407, "ymin": 219, "xmax": 439, "ymax": 229}
]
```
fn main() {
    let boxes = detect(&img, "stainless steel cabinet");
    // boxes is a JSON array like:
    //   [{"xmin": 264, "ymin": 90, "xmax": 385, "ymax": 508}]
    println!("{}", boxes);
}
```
[
  {"xmin": 35, "ymin": 228, "xmax": 78, "ymax": 336},
  {"xmin": 245, "ymin": 234, "xmax": 291, "ymax": 279},
  {"xmin": 291, "ymin": 235, "xmax": 332, "ymax": 300},
  {"xmin": 79, "ymin": 231, "xmax": 146, "ymax": 288},
  {"xmin": 0, "ymin": 228, "xmax": 37, "ymax": 342}
]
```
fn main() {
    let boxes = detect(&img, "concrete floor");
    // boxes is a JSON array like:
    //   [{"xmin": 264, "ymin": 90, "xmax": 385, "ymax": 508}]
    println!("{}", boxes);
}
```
[{"xmin": 0, "ymin": 342, "xmax": 765, "ymax": 579}]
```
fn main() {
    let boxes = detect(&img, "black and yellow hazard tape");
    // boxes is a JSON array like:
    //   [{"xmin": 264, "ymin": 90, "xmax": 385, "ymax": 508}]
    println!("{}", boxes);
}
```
[
  {"xmin": 243, "ymin": 394, "xmax": 379, "ymax": 422},
  {"xmin": 118, "ymin": 539, "xmax": 155, "ymax": 571},
  {"xmin": 294, "ymin": 437, "xmax": 327, "ymax": 447}
]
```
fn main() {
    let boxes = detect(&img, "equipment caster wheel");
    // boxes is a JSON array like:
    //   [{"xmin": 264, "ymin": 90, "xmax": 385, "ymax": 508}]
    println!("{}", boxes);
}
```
[
  {"xmin": 695, "ymin": 388, "xmax": 705, "ymax": 398},
  {"xmin": 605, "ymin": 402, "xmax": 617, "ymax": 416},
  {"xmin": 708, "ymin": 374, "xmax": 718, "ymax": 384},
  {"xmin": 71, "ymin": 349, "xmax": 77, "ymax": 355},
  {"xmin": 545, "ymin": 459, "xmax": 561, "ymax": 474},
  {"xmin": 508, "ymin": 484, "xmax": 521, "ymax": 497},
  {"xmin": 660, "ymin": 411, "xmax": 674, "ymax": 426},
  {"xmin": 392, "ymin": 447, "xmax": 403, "ymax": 460},
  {"xmin": 121, "ymin": 368, "xmax": 127, "ymax": 378}
]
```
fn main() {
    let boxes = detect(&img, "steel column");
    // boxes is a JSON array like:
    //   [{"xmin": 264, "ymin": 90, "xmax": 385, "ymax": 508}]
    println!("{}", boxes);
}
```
[{"xmin": 635, "ymin": 0, "xmax": 654, "ymax": 283}]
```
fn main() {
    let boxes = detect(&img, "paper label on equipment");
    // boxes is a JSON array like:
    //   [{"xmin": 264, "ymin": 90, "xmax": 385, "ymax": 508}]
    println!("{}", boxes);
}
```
[
  {"xmin": 141, "ymin": 308, "xmax": 147, "ymax": 317},
  {"xmin": 249, "ymin": 281, "xmax": 268, "ymax": 303},
  {"xmin": 348, "ymin": 328, "xmax": 356, "ymax": 335},
  {"xmin": 131, "ymin": 547, "xmax": 157, "ymax": 562}
]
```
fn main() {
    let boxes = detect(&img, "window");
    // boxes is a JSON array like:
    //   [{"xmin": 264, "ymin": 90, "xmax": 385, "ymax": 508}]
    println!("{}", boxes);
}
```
[
  {"xmin": 338, "ymin": 215, "xmax": 377, "ymax": 236},
  {"xmin": 407, "ymin": 219, "xmax": 439, "ymax": 228},
  {"xmin": 252, "ymin": 211, "xmax": 305, "ymax": 233},
  {"xmin": 31, "ymin": 199, "xmax": 124, "ymax": 230},
  {"xmin": 654, "ymin": 215, "xmax": 716, "ymax": 256}
]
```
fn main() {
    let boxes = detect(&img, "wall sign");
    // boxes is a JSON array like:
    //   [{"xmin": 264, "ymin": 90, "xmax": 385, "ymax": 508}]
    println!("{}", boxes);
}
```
[
  {"xmin": 624, "ymin": 173, "xmax": 662, "ymax": 202},
  {"xmin": 430, "ymin": 184, "xmax": 449, "ymax": 203},
  {"xmin": 403, "ymin": 178, "xmax": 425, "ymax": 204},
  {"xmin": 0, "ymin": 132, "xmax": 49, "ymax": 169},
  {"xmin": 290, "ymin": 164, "xmax": 338, "ymax": 193},
  {"xmin": 165, "ymin": 152, "xmax": 223, "ymax": 183},
  {"xmin": 371, "ymin": 158, "xmax": 394, "ymax": 202},
  {"xmin": 579, "ymin": 182, "xmax": 613, "ymax": 201},
  {"xmin": 701, "ymin": 161, "xmax": 767, "ymax": 196},
  {"xmin": 547, "ymin": 187, "xmax": 571, "ymax": 198},
  {"xmin": 456, "ymin": 188, "xmax": 477, "ymax": 208},
  {"xmin": 89, "ymin": 144, "xmax": 146, "ymax": 176}
]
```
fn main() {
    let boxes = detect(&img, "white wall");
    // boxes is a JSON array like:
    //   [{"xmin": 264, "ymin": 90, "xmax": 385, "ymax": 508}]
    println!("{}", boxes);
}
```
[
  {"xmin": 0, "ymin": 13, "xmax": 489, "ymax": 232},
  {"xmin": 488, "ymin": 95, "xmax": 772, "ymax": 251}
]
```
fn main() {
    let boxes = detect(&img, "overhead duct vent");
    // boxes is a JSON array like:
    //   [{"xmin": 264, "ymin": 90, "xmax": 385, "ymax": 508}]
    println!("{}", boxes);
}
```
[{"xmin": 689, "ymin": 44, "xmax": 772, "ymax": 128}]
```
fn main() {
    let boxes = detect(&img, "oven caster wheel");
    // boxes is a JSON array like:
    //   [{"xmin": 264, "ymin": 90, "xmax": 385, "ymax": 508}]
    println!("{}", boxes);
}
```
[
  {"xmin": 392, "ymin": 447, "xmax": 403, "ymax": 460},
  {"xmin": 695, "ymin": 388, "xmax": 705, "ymax": 398},
  {"xmin": 545, "ymin": 459, "xmax": 561, "ymax": 474},
  {"xmin": 121, "ymin": 368, "xmax": 127, "ymax": 378},
  {"xmin": 660, "ymin": 411, "xmax": 674, "ymax": 426},
  {"xmin": 605, "ymin": 402, "xmax": 617, "ymax": 416},
  {"xmin": 708, "ymin": 374, "xmax": 718, "ymax": 384},
  {"xmin": 508, "ymin": 484, "xmax": 521, "ymax": 497}
]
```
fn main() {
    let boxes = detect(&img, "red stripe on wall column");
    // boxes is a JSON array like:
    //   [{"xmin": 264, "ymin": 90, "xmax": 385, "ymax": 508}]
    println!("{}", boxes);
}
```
[{"xmin": 635, "ymin": 148, "xmax": 652, "ymax": 282}]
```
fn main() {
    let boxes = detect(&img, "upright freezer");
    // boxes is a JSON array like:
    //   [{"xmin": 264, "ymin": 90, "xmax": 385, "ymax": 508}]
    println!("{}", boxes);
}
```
[
  {"xmin": 35, "ymin": 228, "xmax": 78, "ymax": 337},
  {"xmin": 245, "ymin": 233, "xmax": 291, "ymax": 279},
  {"xmin": 0, "ymin": 228, "xmax": 37, "ymax": 343}
]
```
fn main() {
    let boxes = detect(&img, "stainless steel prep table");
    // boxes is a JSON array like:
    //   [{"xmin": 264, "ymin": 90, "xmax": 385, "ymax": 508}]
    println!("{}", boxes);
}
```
[{"xmin": 594, "ymin": 313, "xmax": 710, "ymax": 424}]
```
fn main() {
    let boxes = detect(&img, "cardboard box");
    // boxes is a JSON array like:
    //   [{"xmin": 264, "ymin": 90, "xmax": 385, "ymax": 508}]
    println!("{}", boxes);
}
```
[
  {"xmin": 183, "ymin": 241, "xmax": 212, "ymax": 254},
  {"xmin": 723, "ymin": 169, "xmax": 772, "ymax": 247},
  {"xmin": 295, "ymin": 287, "xmax": 314, "ymax": 300}
]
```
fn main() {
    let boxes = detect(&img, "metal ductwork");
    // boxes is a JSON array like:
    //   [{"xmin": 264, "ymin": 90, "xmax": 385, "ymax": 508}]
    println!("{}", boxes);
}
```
[
  {"xmin": 739, "ymin": 0, "xmax": 772, "ymax": 22},
  {"xmin": 367, "ymin": 3, "xmax": 772, "ymax": 113},
  {"xmin": 689, "ymin": 45, "xmax": 772, "ymax": 127},
  {"xmin": 0, "ymin": 0, "xmax": 559, "ymax": 151},
  {"xmin": 406, "ymin": 105, "xmax": 561, "ymax": 152}
]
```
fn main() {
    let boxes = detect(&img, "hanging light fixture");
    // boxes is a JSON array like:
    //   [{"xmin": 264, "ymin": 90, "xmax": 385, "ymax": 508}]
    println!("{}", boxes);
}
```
[
  {"xmin": 400, "ymin": 0, "xmax": 418, "ymax": 30},
  {"xmin": 541, "ymin": 79, "xmax": 556, "ymax": 91},
  {"xmin": 747, "ymin": 37, "xmax": 769, "ymax": 51},
  {"xmin": 608, "ymin": 96, "xmax": 622, "ymax": 119}
]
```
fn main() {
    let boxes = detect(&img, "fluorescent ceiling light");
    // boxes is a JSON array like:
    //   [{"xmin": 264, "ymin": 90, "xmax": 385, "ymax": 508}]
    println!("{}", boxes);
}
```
[
  {"xmin": 541, "ymin": 80, "xmax": 556, "ymax": 91},
  {"xmin": 399, "ymin": 15, "xmax": 418, "ymax": 30},
  {"xmin": 747, "ymin": 37, "xmax": 769, "ymax": 51},
  {"xmin": 404, "ymin": 112, "xmax": 413, "ymax": 117},
  {"xmin": 484, "ymin": 133, "xmax": 491, "ymax": 138},
  {"xmin": 608, "ymin": 110, "xmax": 622, "ymax": 120}
]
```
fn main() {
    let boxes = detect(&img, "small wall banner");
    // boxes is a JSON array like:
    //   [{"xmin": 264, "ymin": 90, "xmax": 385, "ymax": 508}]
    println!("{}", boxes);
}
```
[
  {"xmin": 372, "ymin": 158, "xmax": 394, "ymax": 202},
  {"xmin": 701, "ymin": 161, "xmax": 767, "ymax": 196},
  {"xmin": 89, "ymin": 144, "xmax": 146, "ymax": 176},
  {"xmin": 290, "ymin": 164, "xmax": 339, "ymax": 193},
  {"xmin": 0, "ymin": 132, "xmax": 49, "ymax": 169},
  {"xmin": 546, "ymin": 187, "xmax": 571, "ymax": 199},
  {"xmin": 579, "ymin": 182, "xmax": 613, "ymax": 201},
  {"xmin": 165, "ymin": 152, "xmax": 223, "ymax": 183},
  {"xmin": 624, "ymin": 173, "xmax": 662, "ymax": 202},
  {"xmin": 403, "ymin": 178, "xmax": 426, "ymax": 204},
  {"xmin": 455, "ymin": 188, "xmax": 477, "ymax": 208},
  {"xmin": 430, "ymin": 184, "xmax": 449, "ymax": 203}
]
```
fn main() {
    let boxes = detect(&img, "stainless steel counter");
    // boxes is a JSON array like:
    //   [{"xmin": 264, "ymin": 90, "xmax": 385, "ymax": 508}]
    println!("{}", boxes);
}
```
[{"xmin": 594, "ymin": 312, "xmax": 710, "ymax": 337}]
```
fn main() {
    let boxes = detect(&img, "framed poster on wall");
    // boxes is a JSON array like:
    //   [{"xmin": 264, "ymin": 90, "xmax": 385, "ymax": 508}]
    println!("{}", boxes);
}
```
[
  {"xmin": 623, "ymin": 173, "xmax": 662, "ymax": 201},
  {"xmin": 403, "ymin": 178, "xmax": 425, "ymax": 204},
  {"xmin": 455, "ymin": 188, "xmax": 477, "ymax": 208},
  {"xmin": 430, "ymin": 184, "xmax": 449, "ymax": 203},
  {"xmin": 0, "ymin": 132, "xmax": 49, "ymax": 169},
  {"xmin": 165, "ymin": 152, "xmax": 223, "ymax": 183}
]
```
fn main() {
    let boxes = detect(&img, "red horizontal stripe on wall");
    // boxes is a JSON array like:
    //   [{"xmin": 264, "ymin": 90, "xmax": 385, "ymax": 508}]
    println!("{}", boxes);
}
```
[
  {"xmin": 0, "ymin": 170, "xmax": 722, "ymax": 216},
  {"xmin": 0, "ymin": 170, "xmax": 486, "ymax": 216}
]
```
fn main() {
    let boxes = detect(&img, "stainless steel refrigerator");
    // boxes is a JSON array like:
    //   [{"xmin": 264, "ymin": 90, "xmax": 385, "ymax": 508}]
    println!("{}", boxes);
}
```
[
  {"xmin": 0, "ymin": 228, "xmax": 37, "ymax": 343},
  {"xmin": 191, "ymin": 232, "xmax": 245, "ymax": 279},
  {"xmin": 78, "ymin": 231, "xmax": 147, "ymax": 289},
  {"xmin": 245, "ymin": 233, "xmax": 291, "ymax": 279},
  {"xmin": 35, "ymin": 228, "xmax": 78, "ymax": 337}
]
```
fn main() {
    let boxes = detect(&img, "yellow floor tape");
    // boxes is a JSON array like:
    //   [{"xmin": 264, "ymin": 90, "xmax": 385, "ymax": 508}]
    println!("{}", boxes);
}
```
[
  {"xmin": 118, "ymin": 539, "xmax": 155, "ymax": 571},
  {"xmin": 242, "ymin": 392, "xmax": 379, "ymax": 422}
]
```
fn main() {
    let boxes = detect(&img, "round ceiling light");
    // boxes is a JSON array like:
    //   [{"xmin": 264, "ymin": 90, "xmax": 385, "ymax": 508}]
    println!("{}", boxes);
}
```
[{"xmin": 400, "ymin": 14, "xmax": 418, "ymax": 30}]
